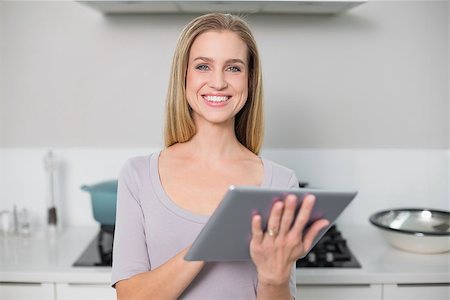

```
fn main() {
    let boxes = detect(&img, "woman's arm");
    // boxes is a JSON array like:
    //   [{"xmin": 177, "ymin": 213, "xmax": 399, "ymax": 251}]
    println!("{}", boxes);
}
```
[
  {"xmin": 115, "ymin": 246, "xmax": 204, "ymax": 300},
  {"xmin": 113, "ymin": 159, "xmax": 204, "ymax": 300},
  {"xmin": 250, "ymin": 194, "xmax": 330, "ymax": 300}
]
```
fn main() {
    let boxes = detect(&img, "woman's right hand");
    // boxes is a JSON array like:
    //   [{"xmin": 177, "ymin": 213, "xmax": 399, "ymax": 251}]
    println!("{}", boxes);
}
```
[{"xmin": 249, "ymin": 194, "xmax": 329, "ymax": 298}]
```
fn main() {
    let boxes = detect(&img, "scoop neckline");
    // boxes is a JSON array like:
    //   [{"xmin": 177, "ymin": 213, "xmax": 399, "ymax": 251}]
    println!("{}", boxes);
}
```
[{"xmin": 149, "ymin": 150, "xmax": 272, "ymax": 223}]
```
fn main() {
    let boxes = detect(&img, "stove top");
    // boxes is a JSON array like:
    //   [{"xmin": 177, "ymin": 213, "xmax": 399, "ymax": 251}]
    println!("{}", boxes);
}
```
[
  {"xmin": 73, "ymin": 225, "xmax": 113, "ymax": 267},
  {"xmin": 73, "ymin": 225, "xmax": 360, "ymax": 268},
  {"xmin": 296, "ymin": 225, "xmax": 361, "ymax": 268}
]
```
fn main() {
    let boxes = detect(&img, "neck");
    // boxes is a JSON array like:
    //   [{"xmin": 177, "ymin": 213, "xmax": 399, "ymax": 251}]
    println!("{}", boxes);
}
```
[{"xmin": 187, "ymin": 119, "xmax": 245, "ymax": 161}]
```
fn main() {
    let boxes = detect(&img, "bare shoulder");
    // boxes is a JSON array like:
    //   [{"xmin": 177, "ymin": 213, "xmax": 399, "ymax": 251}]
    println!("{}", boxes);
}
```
[
  {"xmin": 159, "ymin": 143, "xmax": 188, "ymax": 163},
  {"xmin": 158, "ymin": 143, "xmax": 206, "ymax": 176},
  {"xmin": 231, "ymin": 147, "xmax": 264, "ymax": 180},
  {"xmin": 238, "ymin": 150, "xmax": 262, "ymax": 169}
]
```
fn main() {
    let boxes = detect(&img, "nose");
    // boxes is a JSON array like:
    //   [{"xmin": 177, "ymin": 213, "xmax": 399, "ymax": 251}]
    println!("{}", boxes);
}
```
[{"xmin": 208, "ymin": 70, "xmax": 228, "ymax": 90}]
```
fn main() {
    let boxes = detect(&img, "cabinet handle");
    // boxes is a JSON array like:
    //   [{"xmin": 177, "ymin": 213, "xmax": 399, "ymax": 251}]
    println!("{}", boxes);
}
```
[
  {"xmin": 0, "ymin": 282, "xmax": 43, "ymax": 286},
  {"xmin": 66, "ymin": 283, "xmax": 111, "ymax": 287},
  {"xmin": 298, "ymin": 284, "xmax": 373, "ymax": 288},
  {"xmin": 397, "ymin": 283, "xmax": 450, "ymax": 287}
]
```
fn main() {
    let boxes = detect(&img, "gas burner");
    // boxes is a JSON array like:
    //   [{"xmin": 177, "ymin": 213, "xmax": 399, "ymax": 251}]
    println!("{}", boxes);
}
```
[{"xmin": 296, "ymin": 225, "xmax": 361, "ymax": 268}]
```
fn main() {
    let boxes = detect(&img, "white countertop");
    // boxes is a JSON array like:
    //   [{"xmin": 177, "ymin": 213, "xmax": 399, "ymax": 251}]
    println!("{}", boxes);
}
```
[
  {"xmin": 0, "ymin": 225, "xmax": 449, "ymax": 285},
  {"xmin": 0, "ymin": 226, "xmax": 111, "ymax": 284},
  {"xmin": 296, "ymin": 225, "xmax": 450, "ymax": 285}
]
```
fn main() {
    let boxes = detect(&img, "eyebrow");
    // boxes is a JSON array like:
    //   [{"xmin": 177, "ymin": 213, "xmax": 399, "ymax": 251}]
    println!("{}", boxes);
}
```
[{"xmin": 192, "ymin": 56, "xmax": 246, "ymax": 66}]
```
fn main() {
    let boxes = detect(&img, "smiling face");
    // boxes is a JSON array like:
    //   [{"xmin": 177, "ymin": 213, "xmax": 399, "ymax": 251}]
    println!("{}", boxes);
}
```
[{"xmin": 185, "ymin": 30, "xmax": 249, "ymax": 127}]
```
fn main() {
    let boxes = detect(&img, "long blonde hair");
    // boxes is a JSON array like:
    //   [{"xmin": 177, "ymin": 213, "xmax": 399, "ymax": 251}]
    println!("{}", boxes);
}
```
[{"xmin": 164, "ymin": 13, "xmax": 264, "ymax": 155}]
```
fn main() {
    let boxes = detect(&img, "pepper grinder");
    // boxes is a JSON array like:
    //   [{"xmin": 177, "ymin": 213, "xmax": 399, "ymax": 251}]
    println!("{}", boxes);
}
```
[{"xmin": 44, "ymin": 150, "xmax": 58, "ymax": 231}]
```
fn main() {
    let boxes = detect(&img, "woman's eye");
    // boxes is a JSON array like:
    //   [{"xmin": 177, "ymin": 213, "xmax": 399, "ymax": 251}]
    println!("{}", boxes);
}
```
[
  {"xmin": 227, "ymin": 66, "xmax": 241, "ymax": 72},
  {"xmin": 195, "ymin": 64, "xmax": 209, "ymax": 71}
]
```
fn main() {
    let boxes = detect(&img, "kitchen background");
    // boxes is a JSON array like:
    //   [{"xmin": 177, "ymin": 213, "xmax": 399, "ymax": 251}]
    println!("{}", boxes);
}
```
[{"xmin": 0, "ymin": 0, "xmax": 448, "ymax": 232}]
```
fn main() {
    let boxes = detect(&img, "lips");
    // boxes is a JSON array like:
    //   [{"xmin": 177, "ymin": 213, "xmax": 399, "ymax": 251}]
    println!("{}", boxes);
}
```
[
  {"xmin": 203, "ymin": 95, "xmax": 230, "ymax": 103},
  {"xmin": 202, "ymin": 94, "xmax": 231, "ymax": 107}
]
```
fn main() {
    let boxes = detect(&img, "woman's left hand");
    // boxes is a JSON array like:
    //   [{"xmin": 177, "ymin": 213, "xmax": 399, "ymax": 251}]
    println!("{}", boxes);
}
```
[{"xmin": 250, "ymin": 194, "xmax": 330, "ymax": 286}]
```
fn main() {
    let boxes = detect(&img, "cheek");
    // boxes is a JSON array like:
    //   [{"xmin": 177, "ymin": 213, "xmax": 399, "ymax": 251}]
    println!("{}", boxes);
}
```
[
  {"xmin": 186, "ymin": 72, "xmax": 205, "ymax": 94},
  {"xmin": 185, "ymin": 71, "xmax": 195, "ymax": 92},
  {"xmin": 233, "ymin": 76, "xmax": 248, "ymax": 98},
  {"xmin": 185, "ymin": 74, "xmax": 199, "ymax": 107},
  {"xmin": 234, "ymin": 77, "xmax": 249, "ymax": 110},
  {"xmin": 185, "ymin": 72, "xmax": 197, "ymax": 108}
]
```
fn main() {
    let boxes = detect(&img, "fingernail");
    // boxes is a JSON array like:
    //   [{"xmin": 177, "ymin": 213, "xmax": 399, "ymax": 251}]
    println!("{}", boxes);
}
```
[{"xmin": 286, "ymin": 195, "xmax": 296, "ymax": 203}]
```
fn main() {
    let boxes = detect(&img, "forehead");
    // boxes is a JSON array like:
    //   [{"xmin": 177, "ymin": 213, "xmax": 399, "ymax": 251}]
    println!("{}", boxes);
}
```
[{"xmin": 189, "ymin": 30, "xmax": 248, "ymax": 63}]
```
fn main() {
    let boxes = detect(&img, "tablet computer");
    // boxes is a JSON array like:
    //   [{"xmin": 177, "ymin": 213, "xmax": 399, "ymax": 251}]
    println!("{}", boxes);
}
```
[{"xmin": 184, "ymin": 186, "xmax": 357, "ymax": 262}]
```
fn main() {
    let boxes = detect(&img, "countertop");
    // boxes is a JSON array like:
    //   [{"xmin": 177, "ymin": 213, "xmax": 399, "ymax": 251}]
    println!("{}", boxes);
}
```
[
  {"xmin": 296, "ymin": 225, "xmax": 450, "ymax": 285},
  {"xmin": 0, "ymin": 227, "xmax": 111, "ymax": 284},
  {"xmin": 0, "ymin": 225, "xmax": 449, "ymax": 285}
]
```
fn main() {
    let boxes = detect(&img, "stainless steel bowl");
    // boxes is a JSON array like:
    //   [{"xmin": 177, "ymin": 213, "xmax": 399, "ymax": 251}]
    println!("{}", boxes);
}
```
[{"xmin": 369, "ymin": 208, "xmax": 450, "ymax": 254}]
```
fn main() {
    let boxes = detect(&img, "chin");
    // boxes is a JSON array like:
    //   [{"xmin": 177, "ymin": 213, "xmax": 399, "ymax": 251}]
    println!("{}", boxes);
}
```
[{"xmin": 197, "ymin": 114, "xmax": 236, "ymax": 126}]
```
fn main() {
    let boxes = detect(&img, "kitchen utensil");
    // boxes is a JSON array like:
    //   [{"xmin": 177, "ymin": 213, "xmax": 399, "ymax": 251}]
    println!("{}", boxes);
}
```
[
  {"xmin": 44, "ymin": 150, "xmax": 58, "ymax": 229},
  {"xmin": 0, "ymin": 210, "xmax": 12, "ymax": 234},
  {"xmin": 12, "ymin": 205, "xmax": 19, "ymax": 234},
  {"xmin": 18, "ymin": 208, "xmax": 31, "ymax": 236},
  {"xmin": 369, "ymin": 208, "xmax": 450, "ymax": 254},
  {"xmin": 81, "ymin": 180, "xmax": 118, "ymax": 226}
]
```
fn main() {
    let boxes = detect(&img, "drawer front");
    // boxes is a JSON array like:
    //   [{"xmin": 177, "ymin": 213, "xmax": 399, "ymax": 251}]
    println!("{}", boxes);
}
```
[
  {"xmin": 56, "ymin": 283, "xmax": 116, "ymax": 300},
  {"xmin": 383, "ymin": 283, "xmax": 450, "ymax": 300},
  {"xmin": 297, "ymin": 284, "xmax": 382, "ymax": 300},
  {"xmin": 0, "ymin": 282, "xmax": 54, "ymax": 300}
]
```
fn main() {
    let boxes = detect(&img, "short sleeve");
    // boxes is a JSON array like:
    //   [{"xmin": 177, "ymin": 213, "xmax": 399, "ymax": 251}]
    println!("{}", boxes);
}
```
[{"xmin": 111, "ymin": 158, "xmax": 151, "ymax": 287}]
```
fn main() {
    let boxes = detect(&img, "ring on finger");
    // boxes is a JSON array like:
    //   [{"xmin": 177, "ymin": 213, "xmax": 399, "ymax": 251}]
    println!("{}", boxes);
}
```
[{"xmin": 267, "ymin": 228, "xmax": 279, "ymax": 237}]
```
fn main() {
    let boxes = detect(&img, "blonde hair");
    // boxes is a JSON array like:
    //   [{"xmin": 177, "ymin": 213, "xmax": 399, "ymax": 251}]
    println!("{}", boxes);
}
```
[{"xmin": 164, "ymin": 13, "xmax": 264, "ymax": 155}]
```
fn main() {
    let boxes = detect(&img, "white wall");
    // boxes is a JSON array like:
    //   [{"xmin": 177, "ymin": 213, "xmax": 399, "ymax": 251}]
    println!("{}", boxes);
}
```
[
  {"xmin": 0, "ymin": 148, "xmax": 448, "ymax": 229},
  {"xmin": 0, "ymin": 0, "xmax": 447, "ymax": 148},
  {"xmin": 0, "ymin": 1, "xmax": 448, "ymax": 229},
  {"xmin": 0, "ymin": 1, "xmax": 4, "ymax": 145}
]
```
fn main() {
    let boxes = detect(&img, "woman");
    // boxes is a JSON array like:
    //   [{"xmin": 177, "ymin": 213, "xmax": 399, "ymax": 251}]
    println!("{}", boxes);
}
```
[{"xmin": 112, "ymin": 13, "xmax": 329, "ymax": 300}]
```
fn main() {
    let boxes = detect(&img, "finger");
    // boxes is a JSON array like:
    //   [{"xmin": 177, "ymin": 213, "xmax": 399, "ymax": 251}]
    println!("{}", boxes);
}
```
[
  {"xmin": 279, "ymin": 194, "xmax": 297, "ymax": 235},
  {"xmin": 302, "ymin": 219, "xmax": 330, "ymax": 252},
  {"xmin": 292, "ymin": 194, "xmax": 316, "ymax": 234},
  {"xmin": 266, "ymin": 201, "xmax": 284, "ymax": 238},
  {"xmin": 251, "ymin": 214, "xmax": 264, "ymax": 244}
]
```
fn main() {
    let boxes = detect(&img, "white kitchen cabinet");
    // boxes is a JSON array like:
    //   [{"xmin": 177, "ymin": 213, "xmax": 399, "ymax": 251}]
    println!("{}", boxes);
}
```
[
  {"xmin": 81, "ymin": 0, "xmax": 365, "ymax": 15},
  {"xmin": 296, "ymin": 284, "xmax": 382, "ymax": 300},
  {"xmin": 55, "ymin": 283, "xmax": 116, "ymax": 300},
  {"xmin": 383, "ymin": 283, "xmax": 450, "ymax": 300},
  {"xmin": 0, "ymin": 282, "xmax": 54, "ymax": 300}
]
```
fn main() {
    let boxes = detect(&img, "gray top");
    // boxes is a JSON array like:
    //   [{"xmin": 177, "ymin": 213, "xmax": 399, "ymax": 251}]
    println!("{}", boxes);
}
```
[{"xmin": 112, "ymin": 151, "xmax": 298, "ymax": 299}]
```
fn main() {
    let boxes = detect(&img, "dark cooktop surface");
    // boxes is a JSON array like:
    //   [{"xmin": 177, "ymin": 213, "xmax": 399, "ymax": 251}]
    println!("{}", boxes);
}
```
[
  {"xmin": 73, "ymin": 225, "xmax": 360, "ymax": 268},
  {"xmin": 296, "ymin": 225, "xmax": 361, "ymax": 268},
  {"xmin": 73, "ymin": 226, "xmax": 113, "ymax": 267}
]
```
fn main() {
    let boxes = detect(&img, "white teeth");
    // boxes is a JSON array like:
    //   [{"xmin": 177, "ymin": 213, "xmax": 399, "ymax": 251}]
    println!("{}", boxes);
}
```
[{"xmin": 204, "ymin": 95, "xmax": 229, "ymax": 102}]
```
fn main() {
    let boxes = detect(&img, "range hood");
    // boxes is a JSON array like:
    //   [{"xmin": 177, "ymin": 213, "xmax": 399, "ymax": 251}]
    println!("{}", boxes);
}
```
[{"xmin": 79, "ymin": 0, "xmax": 366, "ymax": 15}]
